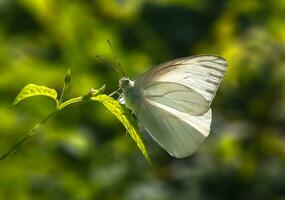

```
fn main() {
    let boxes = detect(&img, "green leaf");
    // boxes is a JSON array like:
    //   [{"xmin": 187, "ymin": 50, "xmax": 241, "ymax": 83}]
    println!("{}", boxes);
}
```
[
  {"xmin": 12, "ymin": 84, "xmax": 59, "ymax": 107},
  {"xmin": 91, "ymin": 94, "xmax": 151, "ymax": 163}
]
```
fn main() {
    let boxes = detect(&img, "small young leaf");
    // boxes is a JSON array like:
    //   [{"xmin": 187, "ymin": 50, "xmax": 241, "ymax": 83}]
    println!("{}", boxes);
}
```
[
  {"xmin": 12, "ymin": 84, "xmax": 59, "ymax": 107},
  {"xmin": 91, "ymin": 94, "xmax": 151, "ymax": 163}
]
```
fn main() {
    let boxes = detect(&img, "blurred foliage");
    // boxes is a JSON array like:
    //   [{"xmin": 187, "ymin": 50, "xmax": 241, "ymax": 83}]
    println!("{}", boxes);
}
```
[{"xmin": 0, "ymin": 0, "xmax": 285, "ymax": 199}]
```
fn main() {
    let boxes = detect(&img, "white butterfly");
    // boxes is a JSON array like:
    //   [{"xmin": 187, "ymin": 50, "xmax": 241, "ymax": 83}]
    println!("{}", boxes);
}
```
[{"xmin": 119, "ymin": 55, "xmax": 227, "ymax": 158}]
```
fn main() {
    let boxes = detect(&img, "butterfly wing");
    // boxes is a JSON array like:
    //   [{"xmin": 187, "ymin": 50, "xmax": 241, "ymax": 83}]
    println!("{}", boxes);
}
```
[
  {"xmin": 137, "ymin": 98, "xmax": 212, "ymax": 158},
  {"xmin": 136, "ymin": 55, "xmax": 227, "ymax": 106},
  {"xmin": 127, "ymin": 55, "xmax": 227, "ymax": 157}
]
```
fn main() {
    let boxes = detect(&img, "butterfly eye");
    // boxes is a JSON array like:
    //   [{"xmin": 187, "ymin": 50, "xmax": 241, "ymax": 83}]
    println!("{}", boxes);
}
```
[{"xmin": 119, "ymin": 78, "xmax": 130, "ymax": 89}]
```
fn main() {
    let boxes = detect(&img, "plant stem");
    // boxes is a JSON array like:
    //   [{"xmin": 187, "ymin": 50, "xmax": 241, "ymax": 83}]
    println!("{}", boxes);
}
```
[
  {"xmin": 57, "ymin": 96, "xmax": 83, "ymax": 110},
  {"xmin": 0, "ymin": 110, "xmax": 58, "ymax": 161},
  {"xmin": 59, "ymin": 82, "xmax": 66, "ymax": 104}
]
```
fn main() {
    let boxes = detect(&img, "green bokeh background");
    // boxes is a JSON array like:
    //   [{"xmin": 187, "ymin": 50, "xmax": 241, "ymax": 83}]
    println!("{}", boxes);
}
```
[{"xmin": 1, "ymin": 0, "xmax": 285, "ymax": 199}]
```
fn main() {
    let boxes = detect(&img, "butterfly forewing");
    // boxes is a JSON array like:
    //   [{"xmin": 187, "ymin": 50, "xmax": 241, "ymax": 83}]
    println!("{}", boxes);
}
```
[{"xmin": 136, "ymin": 55, "xmax": 227, "ymax": 104}]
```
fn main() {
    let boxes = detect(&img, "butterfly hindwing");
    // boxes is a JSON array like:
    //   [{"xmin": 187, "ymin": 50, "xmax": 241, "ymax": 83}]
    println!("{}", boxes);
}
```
[{"xmin": 137, "ymin": 98, "xmax": 212, "ymax": 158}]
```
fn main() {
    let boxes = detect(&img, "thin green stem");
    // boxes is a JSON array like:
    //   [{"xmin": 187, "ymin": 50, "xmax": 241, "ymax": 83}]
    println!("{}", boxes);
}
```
[
  {"xmin": 0, "ymin": 110, "xmax": 58, "ymax": 161},
  {"xmin": 59, "ymin": 82, "xmax": 66, "ymax": 104},
  {"xmin": 57, "ymin": 96, "xmax": 84, "ymax": 110},
  {"xmin": 59, "ymin": 69, "xmax": 71, "ymax": 104}
]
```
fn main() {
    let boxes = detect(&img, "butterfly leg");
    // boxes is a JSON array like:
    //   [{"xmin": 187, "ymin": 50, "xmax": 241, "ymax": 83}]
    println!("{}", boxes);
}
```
[{"xmin": 108, "ymin": 87, "xmax": 121, "ymax": 97}]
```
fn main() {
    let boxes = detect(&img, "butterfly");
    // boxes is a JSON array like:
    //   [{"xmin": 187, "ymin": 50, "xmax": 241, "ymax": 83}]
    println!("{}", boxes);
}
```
[{"xmin": 119, "ymin": 55, "xmax": 227, "ymax": 158}]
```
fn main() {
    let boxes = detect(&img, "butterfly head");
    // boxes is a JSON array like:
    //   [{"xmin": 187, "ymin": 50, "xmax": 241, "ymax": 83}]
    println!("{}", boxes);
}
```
[
  {"xmin": 119, "ymin": 77, "xmax": 139, "ymax": 112},
  {"xmin": 119, "ymin": 77, "xmax": 134, "ymax": 92}
]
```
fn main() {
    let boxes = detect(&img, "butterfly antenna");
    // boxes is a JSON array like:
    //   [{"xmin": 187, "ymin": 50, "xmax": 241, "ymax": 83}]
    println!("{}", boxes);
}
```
[
  {"xmin": 95, "ymin": 55, "xmax": 122, "ymax": 75},
  {"xmin": 107, "ymin": 40, "xmax": 127, "ymax": 77}
]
